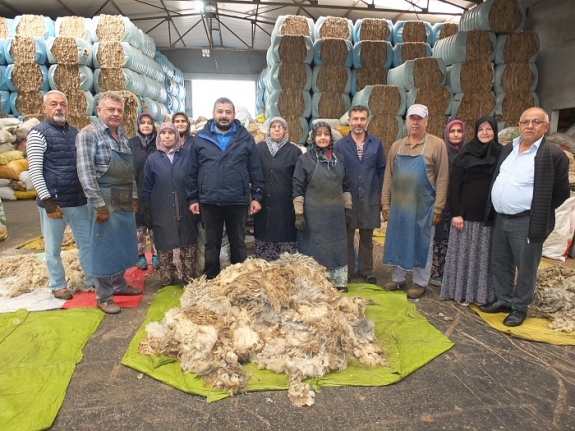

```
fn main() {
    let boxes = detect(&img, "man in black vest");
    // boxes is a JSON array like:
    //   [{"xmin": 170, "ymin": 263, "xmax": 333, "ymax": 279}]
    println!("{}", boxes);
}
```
[{"xmin": 27, "ymin": 90, "xmax": 93, "ymax": 299}]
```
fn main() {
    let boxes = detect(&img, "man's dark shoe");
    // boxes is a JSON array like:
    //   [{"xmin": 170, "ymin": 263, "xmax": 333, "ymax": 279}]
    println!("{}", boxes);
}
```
[
  {"xmin": 503, "ymin": 310, "xmax": 527, "ymax": 327},
  {"xmin": 336, "ymin": 285, "xmax": 349, "ymax": 293},
  {"xmin": 479, "ymin": 300, "xmax": 511, "ymax": 314},
  {"xmin": 114, "ymin": 286, "xmax": 143, "ymax": 296},
  {"xmin": 383, "ymin": 280, "xmax": 406, "ymax": 291},
  {"xmin": 364, "ymin": 274, "xmax": 377, "ymax": 285},
  {"xmin": 52, "ymin": 288, "xmax": 73, "ymax": 300}
]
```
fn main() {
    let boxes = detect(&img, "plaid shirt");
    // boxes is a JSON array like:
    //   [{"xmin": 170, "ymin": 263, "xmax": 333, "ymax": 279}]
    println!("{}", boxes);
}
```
[{"xmin": 76, "ymin": 118, "xmax": 136, "ymax": 208}]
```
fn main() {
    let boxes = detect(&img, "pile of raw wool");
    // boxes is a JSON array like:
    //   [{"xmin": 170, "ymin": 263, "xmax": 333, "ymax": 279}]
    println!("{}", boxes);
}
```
[
  {"xmin": 139, "ymin": 253, "xmax": 387, "ymax": 406},
  {"xmin": 0, "ymin": 248, "xmax": 86, "ymax": 297},
  {"xmin": 530, "ymin": 266, "xmax": 575, "ymax": 332}
]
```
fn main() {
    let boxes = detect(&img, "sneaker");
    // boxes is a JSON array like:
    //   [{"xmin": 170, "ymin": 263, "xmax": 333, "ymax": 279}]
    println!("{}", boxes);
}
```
[
  {"xmin": 52, "ymin": 288, "xmax": 73, "ymax": 300},
  {"xmin": 430, "ymin": 277, "xmax": 442, "ymax": 287},
  {"xmin": 382, "ymin": 280, "xmax": 406, "ymax": 291},
  {"xmin": 97, "ymin": 300, "xmax": 121, "ymax": 314},
  {"xmin": 137, "ymin": 255, "xmax": 148, "ymax": 270},
  {"xmin": 406, "ymin": 283, "xmax": 426, "ymax": 299},
  {"xmin": 152, "ymin": 255, "xmax": 160, "ymax": 270}
]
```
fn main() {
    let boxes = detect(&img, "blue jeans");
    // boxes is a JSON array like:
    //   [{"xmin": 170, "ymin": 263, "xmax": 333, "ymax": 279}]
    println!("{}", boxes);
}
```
[{"xmin": 38, "ymin": 204, "xmax": 93, "ymax": 291}]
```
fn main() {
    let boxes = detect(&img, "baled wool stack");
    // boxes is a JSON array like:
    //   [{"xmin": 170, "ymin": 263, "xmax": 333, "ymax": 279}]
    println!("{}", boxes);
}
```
[
  {"xmin": 530, "ymin": 266, "xmax": 575, "ymax": 333},
  {"xmin": 391, "ymin": 20, "xmax": 433, "ymax": 68}
]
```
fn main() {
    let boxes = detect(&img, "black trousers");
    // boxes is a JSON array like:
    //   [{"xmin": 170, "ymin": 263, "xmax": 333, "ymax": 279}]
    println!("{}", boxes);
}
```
[{"xmin": 201, "ymin": 204, "xmax": 248, "ymax": 279}]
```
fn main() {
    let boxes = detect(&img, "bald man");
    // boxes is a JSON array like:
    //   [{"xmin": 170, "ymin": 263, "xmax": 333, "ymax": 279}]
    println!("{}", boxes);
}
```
[{"xmin": 480, "ymin": 107, "xmax": 570, "ymax": 327}]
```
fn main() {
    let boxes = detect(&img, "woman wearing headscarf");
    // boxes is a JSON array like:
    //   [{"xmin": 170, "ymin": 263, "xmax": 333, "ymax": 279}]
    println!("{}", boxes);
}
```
[
  {"xmin": 254, "ymin": 117, "xmax": 302, "ymax": 261},
  {"xmin": 292, "ymin": 122, "xmax": 352, "ymax": 291},
  {"xmin": 142, "ymin": 122, "xmax": 197, "ymax": 286},
  {"xmin": 172, "ymin": 112, "xmax": 193, "ymax": 147},
  {"xmin": 430, "ymin": 119, "xmax": 466, "ymax": 286},
  {"xmin": 440, "ymin": 116, "xmax": 502, "ymax": 305},
  {"xmin": 128, "ymin": 112, "xmax": 158, "ymax": 271}
]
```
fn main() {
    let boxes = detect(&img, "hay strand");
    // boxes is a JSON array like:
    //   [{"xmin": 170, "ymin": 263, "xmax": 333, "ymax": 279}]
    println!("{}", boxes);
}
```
[
  {"xmin": 316, "ymin": 65, "xmax": 348, "ymax": 93},
  {"xmin": 66, "ymin": 89, "xmax": 88, "ymax": 116},
  {"xmin": 58, "ymin": 16, "xmax": 88, "ymax": 38},
  {"xmin": 455, "ymin": 91, "xmax": 496, "ymax": 121},
  {"xmin": 278, "ymin": 36, "xmax": 307, "ymax": 64},
  {"xmin": 49, "ymin": 37, "xmax": 88, "ymax": 65},
  {"xmin": 459, "ymin": 61, "xmax": 494, "ymax": 92},
  {"xmin": 68, "ymin": 115, "xmax": 92, "ymax": 131},
  {"xmin": 488, "ymin": 0, "xmax": 523, "ymax": 34},
  {"xmin": 52, "ymin": 65, "xmax": 81, "ymax": 92},
  {"xmin": 15, "ymin": 90, "xmax": 43, "ymax": 116},
  {"xmin": 317, "ymin": 92, "xmax": 346, "ymax": 119},
  {"xmin": 426, "ymin": 115, "xmax": 448, "ymax": 139},
  {"xmin": 354, "ymin": 68, "xmax": 387, "ymax": 94},
  {"xmin": 8, "ymin": 36, "xmax": 38, "ymax": 64},
  {"xmin": 412, "ymin": 86, "xmax": 451, "ymax": 116},
  {"xmin": 359, "ymin": 18, "xmax": 390, "ymax": 41},
  {"xmin": 97, "ymin": 68, "xmax": 127, "ymax": 92},
  {"xmin": 368, "ymin": 85, "xmax": 401, "ymax": 116},
  {"xmin": 277, "ymin": 90, "xmax": 306, "ymax": 117},
  {"xmin": 402, "ymin": 21, "xmax": 427, "ymax": 43},
  {"xmin": 319, "ymin": 38, "xmax": 349, "ymax": 65},
  {"xmin": 499, "ymin": 63, "xmax": 536, "ymax": 93},
  {"xmin": 0, "ymin": 17, "xmax": 9, "ymax": 39},
  {"xmin": 465, "ymin": 30, "xmax": 494, "ymax": 62},
  {"xmin": 95, "ymin": 15, "xmax": 126, "ymax": 42},
  {"xmin": 438, "ymin": 23, "xmax": 458, "ymax": 41},
  {"xmin": 284, "ymin": 117, "xmax": 303, "ymax": 146},
  {"xmin": 399, "ymin": 42, "xmax": 428, "ymax": 64},
  {"xmin": 413, "ymin": 57, "xmax": 444, "ymax": 88},
  {"xmin": 95, "ymin": 41, "xmax": 125, "ymax": 68},
  {"xmin": 319, "ymin": 17, "xmax": 350, "ymax": 40},
  {"xmin": 280, "ymin": 16, "xmax": 310, "ymax": 37},
  {"xmin": 278, "ymin": 63, "xmax": 307, "ymax": 90},
  {"xmin": 369, "ymin": 115, "xmax": 400, "ymax": 155},
  {"xmin": 15, "ymin": 15, "xmax": 46, "ymax": 37},
  {"xmin": 11, "ymin": 63, "xmax": 44, "ymax": 91},
  {"xmin": 117, "ymin": 90, "xmax": 139, "ymax": 138},
  {"xmin": 502, "ymin": 31, "xmax": 538, "ymax": 63},
  {"xmin": 359, "ymin": 41, "xmax": 388, "ymax": 68},
  {"xmin": 496, "ymin": 91, "xmax": 535, "ymax": 126}
]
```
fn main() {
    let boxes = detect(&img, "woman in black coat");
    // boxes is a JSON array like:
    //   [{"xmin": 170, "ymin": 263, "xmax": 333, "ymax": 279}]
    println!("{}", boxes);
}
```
[
  {"xmin": 127, "ymin": 112, "xmax": 158, "ymax": 271},
  {"xmin": 142, "ymin": 122, "xmax": 197, "ymax": 286},
  {"xmin": 254, "ymin": 116, "xmax": 302, "ymax": 261}
]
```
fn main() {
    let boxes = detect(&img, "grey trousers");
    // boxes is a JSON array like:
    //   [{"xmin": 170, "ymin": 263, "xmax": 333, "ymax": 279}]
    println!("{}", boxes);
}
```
[
  {"xmin": 94, "ymin": 271, "xmax": 129, "ymax": 302},
  {"xmin": 490, "ymin": 214, "xmax": 543, "ymax": 313}
]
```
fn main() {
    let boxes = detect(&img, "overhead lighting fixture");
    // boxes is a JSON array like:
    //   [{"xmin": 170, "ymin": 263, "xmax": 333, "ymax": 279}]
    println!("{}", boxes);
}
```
[
  {"xmin": 192, "ymin": 1, "xmax": 204, "ymax": 11},
  {"xmin": 202, "ymin": 48, "xmax": 211, "ymax": 57},
  {"xmin": 204, "ymin": 3, "xmax": 217, "ymax": 19}
]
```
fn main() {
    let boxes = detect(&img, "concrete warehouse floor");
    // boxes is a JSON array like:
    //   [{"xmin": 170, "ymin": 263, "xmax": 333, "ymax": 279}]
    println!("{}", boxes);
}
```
[{"xmin": 2, "ymin": 199, "xmax": 575, "ymax": 431}]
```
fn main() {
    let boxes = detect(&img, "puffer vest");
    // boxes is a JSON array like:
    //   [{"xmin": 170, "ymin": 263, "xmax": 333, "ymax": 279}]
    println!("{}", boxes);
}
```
[{"xmin": 33, "ymin": 120, "xmax": 87, "ymax": 208}]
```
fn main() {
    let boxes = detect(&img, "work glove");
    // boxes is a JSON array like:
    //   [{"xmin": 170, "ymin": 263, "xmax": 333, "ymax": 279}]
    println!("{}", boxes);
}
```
[
  {"xmin": 43, "ymin": 197, "xmax": 63, "ymax": 219},
  {"xmin": 295, "ymin": 214, "xmax": 305, "ymax": 232},
  {"xmin": 345, "ymin": 208, "xmax": 353, "ymax": 229},
  {"xmin": 382, "ymin": 210, "xmax": 389, "ymax": 222},
  {"xmin": 94, "ymin": 205, "xmax": 109, "ymax": 224}
]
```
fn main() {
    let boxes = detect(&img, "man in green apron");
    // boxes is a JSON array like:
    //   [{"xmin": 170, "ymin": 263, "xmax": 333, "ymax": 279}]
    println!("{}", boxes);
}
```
[
  {"xmin": 76, "ymin": 91, "xmax": 141, "ymax": 314},
  {"xmin": 381, "ymin": 104, "xmax": 449, "ymax": 299}
]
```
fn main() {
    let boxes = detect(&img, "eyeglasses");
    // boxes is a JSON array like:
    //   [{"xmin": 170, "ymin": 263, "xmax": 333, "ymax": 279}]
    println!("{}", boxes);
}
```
[{"xmin": 518, "ymin": 119, "xmax": 548, "ymax": 126}]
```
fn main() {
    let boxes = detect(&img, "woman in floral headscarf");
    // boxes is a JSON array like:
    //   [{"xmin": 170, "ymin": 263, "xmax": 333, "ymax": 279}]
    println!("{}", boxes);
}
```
[
  {"xmin": 142, "ymin": 122, "xmax": 197, "ymax": 286},
  {"xmin": 254, "ymin": 116, "xmax": 302, "ymax": 261},
  {"xmin": 292, "ymin": 122, "xmax": 352, "ymax": 292}
]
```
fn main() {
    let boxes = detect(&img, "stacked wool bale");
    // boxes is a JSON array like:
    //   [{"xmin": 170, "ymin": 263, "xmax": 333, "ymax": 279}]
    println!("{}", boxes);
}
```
[
  {"xmin": 388, "ymin": 56, "xmax": 451, "ymax": 139},
  {"xmin": 0, "ymin": 17, "xmax": 14, "ymax": 117},
  {"xmin": 4, "ymin": 15, "xmax": 52, "ymax": 120},
  {"xmin": 433, "ymin": 30, "xmax": 497, "ymax": 139},
  {"xmin": 352, "ymin": 85, "xmax": 406, "ymax": 155},
  {"xmin": 431, "ymin": 22, "xmax": 459, "ymax": 45},
  {"xmin": 351, "ymin": 18, "xmax": 393, "ymax": 95},
  {"xmin": 265, "ymin": 15, "xmax": 314, "ymax": 145},
  {"xmin": 311, "ymin": 17, "xmax": 353, "ymax": 120},
  {"xmin": 48, "ymin": 16, "xmax": 95, "ymax": 130},
  {"xmin": 155, "ymin": 51, "xmax": 185, "ymax": 117},
  {"xmin": 391, "ymin": 20, "xmax": 433, "ymax": 68},
  {"xmin": 255, "ymin": 68, "xmax": 268, "ymax": 116}
]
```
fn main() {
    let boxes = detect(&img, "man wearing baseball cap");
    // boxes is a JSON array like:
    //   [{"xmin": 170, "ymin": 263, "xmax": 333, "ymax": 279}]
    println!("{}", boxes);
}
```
[{"xmin": 381, "ymin": 104, "xmax": 449, "ymax": 298}]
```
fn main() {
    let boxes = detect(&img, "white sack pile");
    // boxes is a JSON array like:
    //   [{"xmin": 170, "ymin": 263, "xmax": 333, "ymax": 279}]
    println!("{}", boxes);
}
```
[
  {"xmin": 530, "ymin": 266, "xmax": 575, "ymax": 332},
  {"xmin": 139, "ymin": 253, "xmax": 388, "ymax": 406}
]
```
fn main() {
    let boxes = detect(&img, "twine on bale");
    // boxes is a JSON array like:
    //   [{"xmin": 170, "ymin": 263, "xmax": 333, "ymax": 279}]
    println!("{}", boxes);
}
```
[
  {"xmin": 438, "ymin": 23, "xmax": 458, "ymax": 41},
  {"xmin": 318, "ymin": 92, "xmax": 346, "ymax": 119},
  {"xmin": 412, "ymin": 86, "xmax": 451, "ymax": 117},
  {"xmin": 316, "ymin": 65, "xmax": 348, "ymax": 93},
  {"xmin": 52, "ymin": 65, "xmax": 81, "ymax": 92},
  {"xmin": 465, "ymin": 30, "xmax": 494, "ymax": 62},
  {"xmin": 499, "ymin": 63, "xmax": 536, "ymax": 93},
  {"xmin": 459, "ymin": 61, "xmax": 494, "ymax": 92},
  {"xmin": 15, "ymin": 15, "xmax": 46, "ymax": 37},
  {"xmin": 455, "ymin": 91, "xmax": 496, "ymax": 122},
  {"xmin": 502, "ymin": 32, "xmax": 538, "ymax": 63},
  {"xmin": 402, "ymin": 21, "xmax": 427, "ymax": 43},
  {"xmin": 8, "ymin": 36, "xmax": 38, "ymax": 64},
  {"xmin": 354, "ymin": 68, "xmax": 387, "ymax": 94},
  {"xmin": 117, "ymin": 90, "xmax": 139, "ymax": 138},
  {"xmin": 15, "ymin": 90, "xmax": 43, "ymax": 116},
  {"xmin": 278, "ymin": 63, "xmax": 307, "ymax": 90},
  {"xmin": 488, "ymin": 0, "xmax": 523, "ymax": 34},
  {"xmin": 96, "ymin": 41, "xmax": 125, "ymax": 68},
  {"xmin": 413, "ymin": 57, "xmax": 444, "ymax": 88},
  {"xmin": 359, "ymin": 18, "xmax": 390, "ymax": 41},
  {"xmin": 496, "ymin": 91, "xmax": 535, "ymax": 126},
  {"xmin": 50, "ymin": 37, "xmax": 90, "ymax": 65},
  {"xmin": 278, "ymin": 36, "xmax": 307, "ymax": 64},
  {"xmin": 400, "ymin": 42, "xmax": 428, "ymax": 64},
  {"xmin": 95, "ymin": 14, "xmax": 126, "ymax": 41},
  {"xmin": 58, "ymin": 16, "xmax": 88, "ymax": 38},
  {"xmin": 319, "ymin": 38, "xmax": 349, "ymax": 65},
  {"xmin": 368, "ymin": 85, "xmax": 401, "ymax": 116},
  {"xmin": 97, "ymin": 68, "xmax": 127, "ymax": 92},
  {"xmin": 369, "ymin": 115, "xmax": 400, "ymax": 155},
  {"xmin": 277, "ymin": 90, "xmax": 306, "ymax": 118},
  {"xmin": 11, "ymin": 63, "xmax": 44, "ymax": 91},
  {"xmin": 0, "ymin": 17, "xmax": 9, "ymax": 39},
  {"xmin": 280, "ymin": 15, "xmax": 310, "ymax": 36},
  {"xmin": 359, "ymin": 41, "xmax": 388, "ymax": 68},
  {"xmin": 319, "ymin": 17, "xmax": 350, "ymax": 40}
]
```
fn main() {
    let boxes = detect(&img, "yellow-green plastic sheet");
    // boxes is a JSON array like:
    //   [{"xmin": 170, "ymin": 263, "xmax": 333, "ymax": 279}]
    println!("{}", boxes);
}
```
[{"xmin": 122, "ymin": 284, "xmax": 454, "ymax": 402}]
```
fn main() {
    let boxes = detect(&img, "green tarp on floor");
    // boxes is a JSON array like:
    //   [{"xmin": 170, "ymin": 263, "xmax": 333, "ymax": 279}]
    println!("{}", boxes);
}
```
[
  {"xmin": 122, "ymin": 284, "xmax": 454, "ymax": 402},
  {"xmin": 0, "ymin": 308, "xmax": 104, "ymax": 431}
]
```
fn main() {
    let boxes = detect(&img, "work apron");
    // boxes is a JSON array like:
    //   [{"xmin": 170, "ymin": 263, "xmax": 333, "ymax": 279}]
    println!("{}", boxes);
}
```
[
  {"xmin": 297, "ymin": 155, "xmax": 347, "ymax": 269},
  {"xmin": 88, "ymin": 149, "xmax": 137, "ymax": 277},
  {"xmin": 383, "ymin": 140, "xmax": 435, "ymax": 270}
]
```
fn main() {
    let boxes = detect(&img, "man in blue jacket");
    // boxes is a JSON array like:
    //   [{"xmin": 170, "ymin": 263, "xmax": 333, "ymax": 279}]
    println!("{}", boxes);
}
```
[
  {"xmin": 190, "ymin": 97, "xmax": 264, "ymax": 279},
  {"xmin": 334, "ymin": 105, "xmax": 386, "ymax": 285}
]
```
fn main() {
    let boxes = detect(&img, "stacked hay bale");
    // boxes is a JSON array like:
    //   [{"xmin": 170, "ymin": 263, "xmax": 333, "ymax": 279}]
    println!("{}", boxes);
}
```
[
  {"xmin": 391, "ymin": 20, "xmax": 433, "ymax": 67},
  {"xmin": 350, "ymin": 18, "xmax": 393, "ymax": 95},
  {"xmin": 434, "ymin": 30, "xmax": 497, "ymax": 139},
  {"xmin": 0, "ymin": 17, "xmax": 15, "ymax": 117},
  {"xmin": 388, "ymin": 57, "xmax": 451, "ymax": 138},
  {"xmin": 431, "ymin": 22, "xmax": 459, "ymax": 45},
  {"xmin": 352, "ymin": 85, "xmax": 406, "ymax": 155},
  {"xmin": 310, "ymin": 17, "xmax": 353, "ymax": 121},
  {"xmin": 265, "ymin": 15, "xmax": 314, "ymax": 144}
]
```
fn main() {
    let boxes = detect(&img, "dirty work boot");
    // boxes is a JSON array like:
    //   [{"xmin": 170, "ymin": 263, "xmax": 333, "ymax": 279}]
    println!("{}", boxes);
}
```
[
  {"xmin": 406, "ymin": 283, "xmax": 426, "ymax": 299},
  {"xmin": 382, "ymin": 280, "xmax": 406, "ymax": 291},
  {"xmin": 97, "ymin": 300, "xmax": 121, "ymax": 314},
  {"xmin": 137, "ymin": 255, "xmax": 148, "ymax": 270}
]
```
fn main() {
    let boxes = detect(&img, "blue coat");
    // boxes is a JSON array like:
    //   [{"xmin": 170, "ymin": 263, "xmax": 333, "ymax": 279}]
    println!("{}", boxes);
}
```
[
  {"xmin": 334, "ymin": 133, "xmax": 386, "ymax": 229},
  {"xmin": 190, "ymin": 119, "xmax": 264, "ymax": 206}
]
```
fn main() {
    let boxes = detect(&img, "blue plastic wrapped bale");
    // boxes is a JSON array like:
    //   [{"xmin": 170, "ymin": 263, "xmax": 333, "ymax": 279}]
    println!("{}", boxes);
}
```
[
  {"xmin": 313, "ymin": 38, "xmax": 353, "ymax": 67},
  {"xmin": 55, "ymin": 17, "xmax": 93, "ymax": 43},
  {"xmin": 266, "ymin": 62, "xmax": 312, "ymax": 92},
  {"xmin": 14, "ymin": 15, "xmax": 55, "ymax": 39},
  {"xmin": 93, "ymin": 42, "xmax": 165, "ymax": 83},
  {"xmin": 257, "ymin": 68, "xmax": 268, "ymax": 91},
  {"xmin": 9, "ymin": 90, "xmax": 44, "ymax": 116},
  {"xmin": 432, "ymin": 30, "xmax": 497, "ymax": 66},
  {"xmin": 352, "ymin": 18, "xmax": 392, "ymax": 43},
  {"xmin": 387, "ymin": 57, "xmax": 447, "ymax": 92},
  {"xmin": 5, "ymin": 63, "xmax": 49, "ymax": 92},
  {"xmin": 494, "ymin": 92, "xmax": 539, "ymax": 127},
  {"xmin": 311, "ymin": 65, "xmax": 351, "ymax": 94},
  {"xmin": 94, "ymin": 68, "xmax": 150, "ymax": 98},
  {"xmin": 392, "ymin": 42, "xmax": 432, "ymax": 67},
  {"xmin": 368, "ymin": 114, "xmax": 405, "ymax": 153},
  {"xmin": 139, "ymin": 29, "xmax": 157, "ymax": 59},
  {"xmin": 46, "ymin": 37, "xmax": 93, "ymax": 66},
  {"xmin": 265, "ymin": 89, "xmax": 312, "ymax": 118},
  {"xmin": 271, "ymin": 15, "xmax": 314, "ymax": 40},
  {"xmin": 0, "ymin": 40, "xmax": 5, "ymax": 65},
  {"xmin": 459, "ymin": 0, "xmax": 526, "ymax": 34},
  {"xmin": 0, "ymin": 17, "xmax": 15, "ymax": 38},
  {"xmin": 173, "ymin": 68, "xmax": 184, "ymax": 85},
  {"xmin": 91, "ymin": 15, "xmax": 143, "ymax": 50},
  {"xmin": 48, "ymin": 64, "xmax": 94, "ymax": 92},
  {"xmin": 141, "ymin": 96, "xmax": 163, "ymax": 122},
  {"xmin": 0, "ymin": 90, "xmax": 10, "ymax": 114},
  {"xmin": 4, "ymin": 36, "xmax": 47, "ymax": 65},
  {"xmin": 392, "ymin": 20, "xmax": 433, "ymax": 45},
  {"xmin": 155, "ymin": 51, "xmax": 175, "ymax": 79},
  {"xmin": 495, "ymin": 31, "xmax": 539, "ymax": 64},
  {"xmin": 406, "ymin": 86, "xmax": 453, "ymax": 117},
  {"xmin": 267, "ymin": 35, "xmax": 314, "ymax": 66},
  {"xmin": 311, "ymin": 92, "xmax": 351, "ymax": 119},
  {"xmin": 0, "ymin": 66, "xmax": 7, "ymax": 91},
  {"xmin": 493, "ymin": 63, "xmax": 538, "ymax": 94},
  {"xmin": 451, "ymin": 91, "xmax": 496, "ymax": 120},
  {"xmin": 350, "ymin": 67, "xmax": 387, "ymax": 96},
  {"xmin": 447, "ymin": 61, "xmax": 494, "ymax": 94},
  {"xmin": 352, "ymin": 85, "xmax": 406, "ymax": 116},
  {"xmin": 352, "ymin": 40, "xmax": 392, "ymax": 69},
  {"xmin": 431, "ymin": 22, "xmax": 459, "ymax": 47},
  {"xmin": 313, "ymin": 16, "xmax": 352, "ymax": 42}
]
